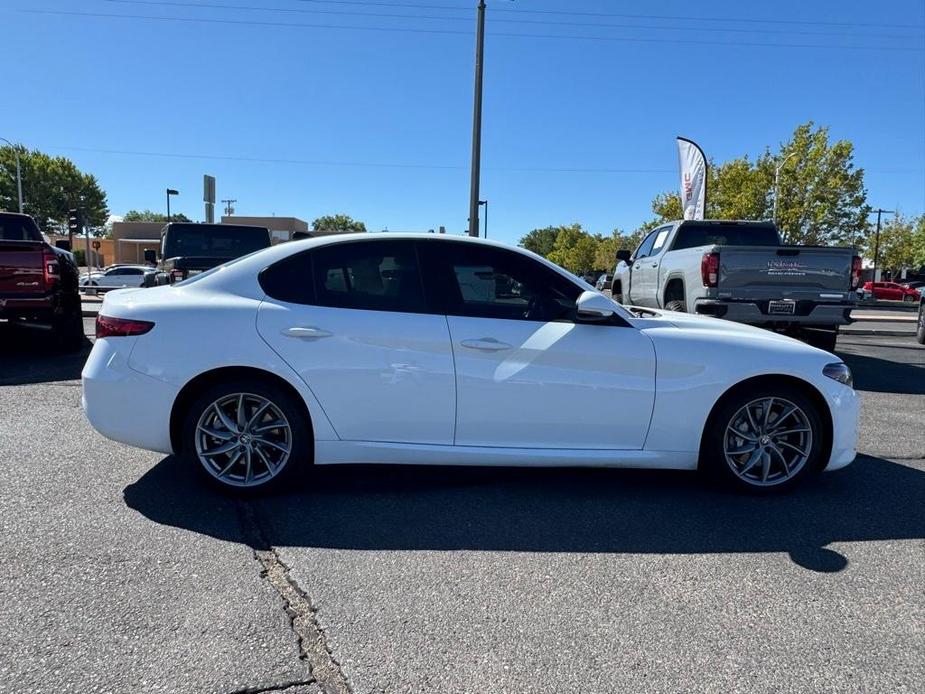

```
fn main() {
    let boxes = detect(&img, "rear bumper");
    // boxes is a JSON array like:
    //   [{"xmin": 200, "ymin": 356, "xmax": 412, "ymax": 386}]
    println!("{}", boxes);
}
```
[
  {"xmin": 81, "ymin": 337, "xmax": 177, "ymax": 454},
  {"xmin": 694, "ymin": 299, "xmax": 854, "ymax": 326}
]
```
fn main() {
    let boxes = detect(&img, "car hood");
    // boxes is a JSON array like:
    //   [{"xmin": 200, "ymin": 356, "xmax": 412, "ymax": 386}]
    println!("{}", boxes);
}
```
[{"xmin": 630, "ymin": 308, "xmax": 829, "ymax": 352}]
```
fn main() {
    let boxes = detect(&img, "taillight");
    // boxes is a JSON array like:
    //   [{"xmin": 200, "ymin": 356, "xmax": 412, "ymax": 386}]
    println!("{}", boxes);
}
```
[
  {"xmin": 95, "ymin": 315, "xmax": 155, "ymax": 338},
  {"xmin": 43, "ymin": 249, "xmax": 59, "ymax": 288},
  {"xmin": 851, "ymin": 255, "xmax": 862, "ymax": 289},
  {"xmin": 701, "ymin": 252, "xmax": 720, "ymax": 288},
  {"xmin": 171, "ymin": 269, "xmax": 184, "ymax": 283}
]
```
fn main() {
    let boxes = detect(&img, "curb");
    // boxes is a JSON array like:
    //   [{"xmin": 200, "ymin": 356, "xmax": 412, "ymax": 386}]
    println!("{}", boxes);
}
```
[{"xmin": 841, "ymin": 328, "xmax": 916, "ymax": 337}]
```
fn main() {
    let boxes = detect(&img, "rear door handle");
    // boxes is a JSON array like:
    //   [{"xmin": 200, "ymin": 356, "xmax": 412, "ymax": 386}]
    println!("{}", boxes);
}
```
[
  {"xmin": 460, "ymin": 337, "xmax": 512, "ymax": 352},
  {"xmin": 284, "ymin": 326, "xmax": 333, "ymax": 339}
]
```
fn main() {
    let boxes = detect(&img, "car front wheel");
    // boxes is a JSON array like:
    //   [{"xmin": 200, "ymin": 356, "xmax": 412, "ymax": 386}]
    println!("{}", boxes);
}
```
[
  {"xmin": 702, "ymin": 385, "xmax": 825, "ymax": 493},
  {"xmin": 181, "ymin": 378, "xmax": 311, "ymax": 494}
]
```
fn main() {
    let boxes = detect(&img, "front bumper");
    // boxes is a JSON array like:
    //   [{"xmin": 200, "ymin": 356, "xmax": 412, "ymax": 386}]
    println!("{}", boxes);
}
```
[
  {"xmin": 822, "ymin": 380, "xmax": 859, "ymax": 471},
  {"xmin": 81, "ymin": 337, "xmax": 178, "ymax": 454},
  {"xmin": 694, "ymin": 299, "xmax": 854, "ymax": 327}
]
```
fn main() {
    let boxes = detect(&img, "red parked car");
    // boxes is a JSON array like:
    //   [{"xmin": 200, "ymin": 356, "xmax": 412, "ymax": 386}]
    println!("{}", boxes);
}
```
[{"xmin": 862, "ymin": 281, "xmax": 920, "ymax": 302}]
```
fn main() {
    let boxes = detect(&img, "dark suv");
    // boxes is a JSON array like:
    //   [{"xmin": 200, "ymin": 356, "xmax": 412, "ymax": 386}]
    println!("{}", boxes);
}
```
[{"xmin": 154, "ymin": 222, "xmax": 271, "ymax": 284}]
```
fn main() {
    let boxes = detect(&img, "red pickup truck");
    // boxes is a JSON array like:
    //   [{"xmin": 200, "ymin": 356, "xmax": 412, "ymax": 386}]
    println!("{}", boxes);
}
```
[{"xmin": 0, "ymin": 212, "xmax": 84, "ymax": 350}]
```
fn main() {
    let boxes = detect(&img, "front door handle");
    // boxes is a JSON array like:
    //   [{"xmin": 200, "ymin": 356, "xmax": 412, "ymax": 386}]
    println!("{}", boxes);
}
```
[
  {"xmin": 460, "ymin": 337, "xmax": 512, "ymax": 352},
  {"xmin": 649, "ymin": 262, "xmax": 658, "ymax": 268},
  {"xmin": 284, "ymin": 326, "xmax": 333, "ymax": 339}
]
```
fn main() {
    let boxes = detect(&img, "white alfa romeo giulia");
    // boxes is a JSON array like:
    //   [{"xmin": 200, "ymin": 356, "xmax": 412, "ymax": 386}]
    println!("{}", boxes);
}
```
[{"xmin": 82, "ymin": 234, "xmax": 858, "ymax": 494}]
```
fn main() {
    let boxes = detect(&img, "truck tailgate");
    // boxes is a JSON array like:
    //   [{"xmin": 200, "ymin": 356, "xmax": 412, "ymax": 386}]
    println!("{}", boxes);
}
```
[
  {"xmin": 718, "ymin": 246, "xmax": 854, "ymax": 298},
  {"xmin": 0, "ymin": 241, "xmax": 46, "ymax": 296}
]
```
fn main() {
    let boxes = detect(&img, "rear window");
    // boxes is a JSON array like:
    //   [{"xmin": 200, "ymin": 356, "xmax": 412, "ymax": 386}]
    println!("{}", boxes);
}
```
[
  {"xmin": 671, "ymin": 223, "xmax": 780, "ymax": 250},
  {"xmin": 0, "ymin": 216, "xmax": 40, "ymax": 241},
  {"xmin": 163, "ymin": 224, "xmax": 269, "ymax": 259}
]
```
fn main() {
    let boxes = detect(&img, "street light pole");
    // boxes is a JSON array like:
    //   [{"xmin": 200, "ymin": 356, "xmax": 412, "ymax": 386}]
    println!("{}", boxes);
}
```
[
  {"xmin": 772, "ymin": 151, "xmax": 798, "ymax": 226},
  {"xmin": 166, "ymin": 188, "xmax": 179, "ymax": 222},
  {"xmin": 467, "ymin": 0, "xmax": 487, "ymax": 238},
  {"xmin": 0, "ymin": 137, "xmax": 24, "ymax": 213},
  {"xmin": 871, "ymin": 208, "xmax": 895, "ymax": 282}
]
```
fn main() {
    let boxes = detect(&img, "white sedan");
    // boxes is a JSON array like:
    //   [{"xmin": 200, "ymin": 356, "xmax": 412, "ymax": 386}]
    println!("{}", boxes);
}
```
[
  {"xmin": 80, "ymin": 265, "xmax": 154, "ymax": 291},
  {"xmin": 82, "ymin": 234, "xmax": 858, "ymax": 494}
]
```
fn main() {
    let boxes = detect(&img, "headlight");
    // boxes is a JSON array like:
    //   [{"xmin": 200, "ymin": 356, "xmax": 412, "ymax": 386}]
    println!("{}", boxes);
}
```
[{"xmin": 823, "ymin": 362, "xmax": 853, "ymax": 388}]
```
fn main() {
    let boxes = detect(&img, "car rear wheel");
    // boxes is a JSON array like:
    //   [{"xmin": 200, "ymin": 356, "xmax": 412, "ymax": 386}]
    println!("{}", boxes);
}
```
[
  {"xmin": 665, "ymin": 300, "xmax": 686, "ymax": 313},
  {"xmin": 181, "ymin": 378, "xmax": 311, "ymax": 494},
  {"xmin": 702, "ymin": 385, "xmax": 825, "ymax": 494}
]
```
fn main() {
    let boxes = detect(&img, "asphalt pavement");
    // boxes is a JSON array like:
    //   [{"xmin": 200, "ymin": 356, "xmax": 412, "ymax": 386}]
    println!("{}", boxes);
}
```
[{"xmin": 0, "ymin": 322, "xmax": 922, "ymax": 693}]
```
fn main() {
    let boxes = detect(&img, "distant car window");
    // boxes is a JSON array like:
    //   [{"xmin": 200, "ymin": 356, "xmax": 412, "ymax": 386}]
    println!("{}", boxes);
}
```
[
  {"xmin": 634, "ymin": 230, "xmax": 659, "ymax": 259},
  {"xmin": 124, "ymin": 268, "xmax": 144, "ymax": 275},
  {"xmin": 0, "ymin": 217, "xmax": 37, "ymax": 241},
  {"xmin": 312, "ymin": 241, "xmax": 426, "ymax": 313},
  {"xmin": 671, "ymin": 223, "xmax": 780, "ymax": 250},
  {"xmin": 651, "ymin": 227, "xmax": 671, "ymax": 254},
  {"xmin": 427, "ymin": 243, "xmax": 580, "ymax": 322}
]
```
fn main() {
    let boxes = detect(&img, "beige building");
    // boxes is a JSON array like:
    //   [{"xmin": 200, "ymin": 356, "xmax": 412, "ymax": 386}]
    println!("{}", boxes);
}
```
[{"xmin": 109, "ymin": 222, "xmax": 164, "ymax": 264}]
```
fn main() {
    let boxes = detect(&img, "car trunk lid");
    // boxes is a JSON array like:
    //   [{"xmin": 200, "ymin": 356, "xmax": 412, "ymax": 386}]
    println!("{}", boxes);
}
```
[{"xmin": 0, "ymin": 240, "xmax": 47, "ymax": 296}]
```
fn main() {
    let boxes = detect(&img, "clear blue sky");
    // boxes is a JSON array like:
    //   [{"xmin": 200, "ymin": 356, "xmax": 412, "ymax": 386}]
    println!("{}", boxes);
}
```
[{"xmin": 3, "ymin": 0, "xmax": 924, "ymax": 243}]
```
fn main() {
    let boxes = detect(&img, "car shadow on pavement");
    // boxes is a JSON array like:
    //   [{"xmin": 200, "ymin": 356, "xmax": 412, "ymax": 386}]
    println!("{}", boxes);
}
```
[
  {"xmin": 124, "ymin": 454, "xmax": 925, "ymax": 574},
  {"xmin": 836, "ymin": 347, "xmax": 925, "ymax": 395},
  {"xmin": 0, "ymin": 324, "xmax": 90, "ymax": 386}
]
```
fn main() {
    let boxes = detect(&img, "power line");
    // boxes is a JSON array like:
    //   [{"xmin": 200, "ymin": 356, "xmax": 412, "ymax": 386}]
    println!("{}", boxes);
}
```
[
  {"xmin": 102, "ymin": 0, "xmax": 924, "ymax": 41},
  {"xmin": 47, "ymin": 144, "xmax": 676, "ymax": 174},
  {"xmin": 290, "ymin": 0, "xmax": 924, "ymax": 31},
  {"xmin": 21, "ymin": 9, "xmax": 923, "ymax": 52}
]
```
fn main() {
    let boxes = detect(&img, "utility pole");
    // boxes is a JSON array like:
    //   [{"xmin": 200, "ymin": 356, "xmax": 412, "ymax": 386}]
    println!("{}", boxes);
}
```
[
  {"xmin": 467, "ymin": 1, "xmax": 487, "ymax": 238},
  {"xmin": 479, "ymin": 200, "xmax": 488, "ymax": 238},
  {"xmin": 871, "ymin": 208, "xmax": 895, "ymax": 282},
  {"xmin": 221, "ymin": 199, "xmax": 237, "ymax": 217},
  {"xmin": 0, "ymin": 137, "xmax": 24, "ymax": 213}
]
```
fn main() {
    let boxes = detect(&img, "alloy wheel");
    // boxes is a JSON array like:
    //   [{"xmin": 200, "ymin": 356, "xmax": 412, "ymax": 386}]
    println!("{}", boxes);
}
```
[
  {"xmin": 723, "ymin": 397, "xmax": 813, "ymax": 487},
  {"xmin": 194, "ymin": 393, "xmax": 292, "ymax": 488}
]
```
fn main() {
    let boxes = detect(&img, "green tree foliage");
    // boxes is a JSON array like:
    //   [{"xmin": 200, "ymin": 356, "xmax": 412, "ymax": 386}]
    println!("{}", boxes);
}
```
[
  {"xmin": 312, "ymin": 214, "xmax": 366, "ymax": 233},
  {"xmin": 519, "ymin": 226, "xmax": 561, "ymax": 257},
  {"xmin": 123, "ymin": 209, "xmax": 192, "ymax": 223},
  {"xmin": 0, "ymin": 145, "xmax": 109, "ymax": 231},
  {"xmin": 866, "ymin": 213, "xmax": 924, "ymax": 274},
  {"xmin": 641, "ymin": 122, "xmax": 870, "ymax": 247},
  {"xmin": 519, "ymin": 225, "xmax": 643, "ymax": 273}
]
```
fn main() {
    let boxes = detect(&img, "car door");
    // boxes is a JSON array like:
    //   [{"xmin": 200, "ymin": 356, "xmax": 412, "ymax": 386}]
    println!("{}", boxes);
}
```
[
  {"xmin": 256, "ymin": 240, "xmax": 456, "ymax": 444},
  {"xmin": 626, "ymin": 227, "xmax": 668, "ymax": 307},
  {"xmin": 421, "ymin": 241, "xmax": 656, "ymax": 450},
  {"xmin": 637, "ymin": 226, "xmax": 672, "ymax": 307}
]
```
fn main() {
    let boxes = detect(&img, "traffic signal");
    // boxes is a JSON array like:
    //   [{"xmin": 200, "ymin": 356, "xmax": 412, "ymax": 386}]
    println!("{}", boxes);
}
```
[{"xmin": 67, "ymin": 209, "xmax": 81, "ymax": 234}]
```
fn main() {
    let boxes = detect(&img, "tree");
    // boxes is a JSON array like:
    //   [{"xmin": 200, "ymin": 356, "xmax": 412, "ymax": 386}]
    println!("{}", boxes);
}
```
[
  {"xmin": 912, "ymin": 215, "xmax": 925, "ymax": 271},
  {"xmin": 0, "ymin": 145, "xmax": 109, "ymax": 232},
  {"xmin": 312, "ymin": 214, "xmax": 366, "ymax": 233},
  {"xmin": 640, "ymin": 122, "xmax": 870, "ymax": 246},
  {"xmin": 123, "ymin": 209, "xmax": 191, "ymax": 223},
  {"xmin": 519, "ymin": 226, "xmax": 561, "ymax": 257},
  {"xmin": 546, "ymin": 224, "xmax": 598, "ymax": 273},
  {"xmin": 593, "ymin": 229, "xmax": 644, "ymax": 269},
  {"xmin": 866, "ymin": 213, "xmax": 920, "ymax": 275}
]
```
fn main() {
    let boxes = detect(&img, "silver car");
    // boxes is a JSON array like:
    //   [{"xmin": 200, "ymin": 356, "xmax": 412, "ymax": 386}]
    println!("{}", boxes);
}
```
[{"xmin": 80, "ymin": 265, "xmax": 155, "ymax": 291}]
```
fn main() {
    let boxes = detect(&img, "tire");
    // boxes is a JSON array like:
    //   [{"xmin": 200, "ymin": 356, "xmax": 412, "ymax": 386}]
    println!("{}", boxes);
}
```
[
  {"xmin": 665, "ymin": 300, "xmax": 686, "ymax": 313},
  {"xmin": 903, "ymin": 294, "xmax": 916, "ymax": 303},
  {"xmin": 180, "ymin": 377, "xmax": 312, "ymax": 495},
  {"xmin": 611, "ymin": 282, "xmax": 623, "ymax": 304},
  {"xmin": 52, "ymin": 298, "xmax": 85, "ymax": 353},
  {"xmin": 701, "ymin": 383, "xmax": 826, "ymax": 494},
  {"xmin": 802, "ymin": 328, "xmax": 838, "ymax": 353},
  {"xmin": 916, "ymin": 302, "xmax": 925, "ymax": 345}
]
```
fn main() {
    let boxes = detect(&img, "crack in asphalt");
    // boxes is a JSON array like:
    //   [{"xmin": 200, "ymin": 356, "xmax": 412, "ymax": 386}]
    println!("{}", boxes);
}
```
[
  {"xmin": 227, "ymin": 679, "xmax": 317, "ymax": 694},
  {"xmin": 237, "ymin": 501, "xmax": 352, "ymax": 694}
]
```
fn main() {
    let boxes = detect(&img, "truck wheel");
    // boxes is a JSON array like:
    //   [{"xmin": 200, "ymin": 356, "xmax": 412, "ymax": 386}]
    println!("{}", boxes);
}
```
[
  {"xmin": 665, "ymin": 300, "xmax": 686, "ymax": 313},
  {"xmin": 916, "ymin": 302, "xmax": 925, "ymax": 345},
  {"xmin": 803, "ymin": 328, "xmax": 838, "ymax": 353},
  {"xmin": 53, "ymin": 303, "xmax": 85, "ymax": 353}
]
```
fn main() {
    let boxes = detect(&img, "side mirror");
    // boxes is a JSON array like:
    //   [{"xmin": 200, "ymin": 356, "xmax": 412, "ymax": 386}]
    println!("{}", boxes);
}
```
[
  {"xmin": 615, "ymin": 249, "xmax": 631, "ymax": 263},
  {"xmin": 55, "ymin": 240, "xmax": 72, "ymax": 252},
  {"xmin": 576, "ymin": 290, "xmax": 615, "ymax": 321},
  {"xmin": 143, "ymin": 249, "xmax": 157, "ymax": 264}
]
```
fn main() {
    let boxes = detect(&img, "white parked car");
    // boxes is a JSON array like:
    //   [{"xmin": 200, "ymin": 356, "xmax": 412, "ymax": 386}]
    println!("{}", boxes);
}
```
[
  {"xmin": 82, "ymin": 235, "xmax": 858, "ymax": 495},
  {"xmin": 80, "ymin": 264, "xmax": 154, "ymax": 291}
]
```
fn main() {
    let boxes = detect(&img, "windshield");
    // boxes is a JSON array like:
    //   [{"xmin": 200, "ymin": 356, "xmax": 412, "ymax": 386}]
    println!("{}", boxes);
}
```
[
  {"xmin": 672, "ymin": 223, "xmax": 781, "ymax": 250},
  {"xmin": 162, "ymin": 225, "xmax": 269, "ymax": 259}
]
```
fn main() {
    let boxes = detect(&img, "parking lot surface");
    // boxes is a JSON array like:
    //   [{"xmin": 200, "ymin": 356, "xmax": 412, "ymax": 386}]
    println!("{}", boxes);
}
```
[{"xmin": 0, "ymin": 323, "xmax": 922, "ymax": 693}]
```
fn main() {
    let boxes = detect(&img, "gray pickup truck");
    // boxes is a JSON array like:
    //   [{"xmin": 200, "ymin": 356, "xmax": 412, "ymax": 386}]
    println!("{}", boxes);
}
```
[{"xmin": 611, "ymin": 220, "xmax": 862, "ymax": 351}]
